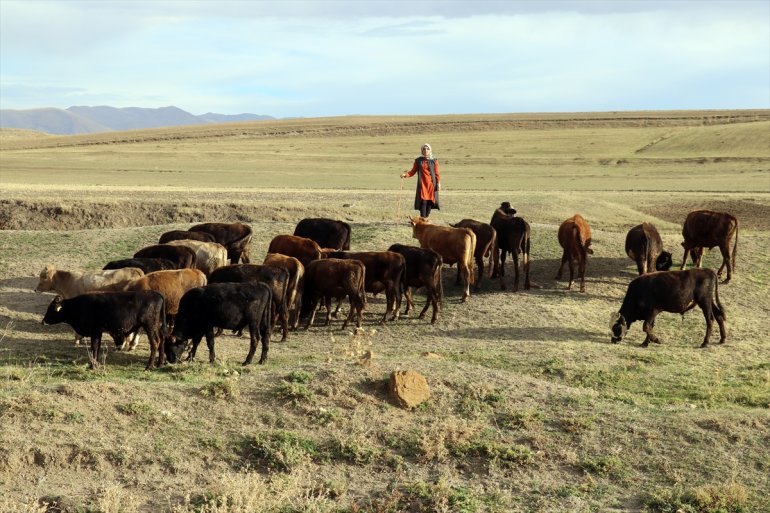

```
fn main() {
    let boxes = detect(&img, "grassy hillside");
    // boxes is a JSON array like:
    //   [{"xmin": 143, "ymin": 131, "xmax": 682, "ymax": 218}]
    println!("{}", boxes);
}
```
[{"xmin": 0, "ymin": 111, "xmax": 769, "ymax": 513}]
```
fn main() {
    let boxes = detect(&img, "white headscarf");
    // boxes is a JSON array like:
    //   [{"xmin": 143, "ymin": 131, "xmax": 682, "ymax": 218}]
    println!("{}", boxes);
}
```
[{"xmin": 422, "ymin": 143, "xmax": 432, "ymax": 158}]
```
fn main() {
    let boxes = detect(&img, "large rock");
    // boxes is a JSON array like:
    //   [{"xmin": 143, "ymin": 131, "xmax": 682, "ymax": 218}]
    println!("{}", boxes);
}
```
[{"xmin": 389, "ymin": 370, "xmax": 431, "ymax": 409}]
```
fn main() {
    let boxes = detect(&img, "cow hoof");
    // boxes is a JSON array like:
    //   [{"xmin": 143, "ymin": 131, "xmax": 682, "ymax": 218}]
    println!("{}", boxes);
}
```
[{"xmin": 699, "ymin": 343, "xmax": 710, "ymax": 349}]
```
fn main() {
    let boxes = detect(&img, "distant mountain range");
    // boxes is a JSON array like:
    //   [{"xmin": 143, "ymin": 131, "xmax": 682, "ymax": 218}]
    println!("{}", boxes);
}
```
[{"xmin": 0, "ymin": 106, "xmax": 274, "ymax": 135}]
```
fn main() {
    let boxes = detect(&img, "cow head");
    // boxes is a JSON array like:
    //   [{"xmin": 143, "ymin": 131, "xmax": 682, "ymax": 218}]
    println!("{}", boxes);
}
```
[
  {"xmin": 609, "ymin": 312, "xmax": 628, "ymax": 343},
  {"xmin": 163, "ymin": 334, "xmax": 189, "ymax": 364},
  {"xmin": 42, "ymin": 295, "xmax": 66, "ymax": 325},
  {"xmin": 499, "ymin": 202, "xmax": 517, "ymax": 216},
  {"xmin": 35, "ymin": 265, "xmax": 56, "ymax": 293},
  {"xmin": 656, "ymin": 251, "xmax": 673, "ymax": 271}
]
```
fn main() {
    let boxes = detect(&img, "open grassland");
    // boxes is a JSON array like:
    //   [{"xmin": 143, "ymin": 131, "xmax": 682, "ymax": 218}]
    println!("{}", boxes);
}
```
[{"xmin": 0, "ymin": 111, "xmax": 769, "ymax": 512}]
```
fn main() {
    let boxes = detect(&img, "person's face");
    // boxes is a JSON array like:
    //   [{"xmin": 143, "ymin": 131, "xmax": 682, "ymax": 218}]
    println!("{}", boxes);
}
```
[{"xmin": 421, "ymin": 146, "xmax": 430, "ymax": 156}]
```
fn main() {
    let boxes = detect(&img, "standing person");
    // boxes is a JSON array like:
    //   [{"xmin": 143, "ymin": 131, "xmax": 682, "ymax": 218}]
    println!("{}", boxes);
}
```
[{"xmin": 401, "ymin": 143, "xmax": 441, "ymax": 218}]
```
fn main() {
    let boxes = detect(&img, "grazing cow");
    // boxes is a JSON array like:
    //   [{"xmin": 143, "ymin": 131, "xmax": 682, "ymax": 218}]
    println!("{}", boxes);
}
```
[
  {"xmin": 625, "ymin": 222, "xmax": 672, "ymax": 275},
  {"xmin": 387, "ymin": 244, "xmax": 443, "ymax": 324},
  {"xmin": 158, "ymin": 230, "xmax": 216, "ymax": 244},
  {"xmin": 410, "ymin": 216, "xmax": 476, "ymax": 301},
  {"xmin": 449, "ymin": 219, "xmax": 496, "ymax": 290},
  {"xmin": 302, "ymin": 258, "xmax": 366, "ymax": 330},
  {"xmin": 263, "ymin": 253, "xmax": 305, "ymax": 330},
  {"xmin": 610, "ymin": 269, "xmax": 726, "ymax": 348},
  {"xmin": 165, "ymin": 240, "xmax": 228, "ymax": 276},
  {"xmin": 120, "ymin": 269, "xmax": 207, "ymax": 344},
  {"xmin": 326, "ymin": 251, "xmax": 405, "ymax": 323},
  {"xmin": 267, "ymin": 234, "xmax": 324, "ymax": 269},
  {"xmin": 680, "ymin": 210, "xmax": 739, "ymax": 284},
  {"xmin": 556, "ymin": 214, "xmax": 593, "ymax": 293},
  {"xmin": 188, "ymin": 222, "xmax": 253, "ymax": 264},
  {"xmin": 165, "ymin": 282, "xmax": 272, "ymax": 365},
  {"xmin": 294, "ymin": 217, "xmax": 352, "ymax": 250},
  {"xmin": 209, "ymin": 264, "xmax": 291, "ymax": 341},
  {"xmin": 36, "ymin": 265, "xmax": 144, "ymax": 298},
  {"xmin": 104, "ymin": 258, "xmax": 177, "ymax": 274},
  {"xmin": 134, "ymin": 244, "xmax": 196, "ymax": 270},
  {"xmin": 489, "ymin": 203, "xmax": 532, "ymax": 291},
  {"xmin": 42, "ymin": 291, "xmax": 166, "ymax": 369}
]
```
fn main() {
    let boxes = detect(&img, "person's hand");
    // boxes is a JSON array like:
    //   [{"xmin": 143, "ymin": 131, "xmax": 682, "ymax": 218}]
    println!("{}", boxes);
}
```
[
  {"xmin": 400, "ymin": 172, "xmax": 408, "ymax": 179},
  {"xmin": 437, "ymin": 182, "xmax": 442, "ymax": 191}
]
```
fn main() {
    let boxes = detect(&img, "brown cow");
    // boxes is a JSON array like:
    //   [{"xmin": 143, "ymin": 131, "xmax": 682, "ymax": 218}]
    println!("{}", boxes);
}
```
[
  {"xmin": 387, "ymin": 244, "xmax": 443, "ymax": 324},
  {"xmin": 680, "ymin": 210, "xmax": 738, "ymax": 284},
  {"xmin": 556, "ymin": 214, "xmax": 593, "ymax": 292},
  {"xmin": 120, "ymin": 269, "xmax": 207, "ymax": 349},
  {"xmin": 158, "ymin": 230, "xmax": 216, "ymax": 244},
  {"xmin": 302, "ymin": 258, "xmax": 366, "ymax": 330},
  {"xmin": 326, "ymin": 251, "xmax": 405, "ymax": 323},
  {"xmin": 625, "ymin": 222, "xmax": 672, "ymax": 275},
  {"xmin": 267, "ymin": 234, "xmax": 324, "ymax": 269},
  {"xmin": 134, "ymin": 244, "xmax": 196, "ymax": 270},
  {"xmin": 410, "ymin": 216, "xmax": 476, "ymax": 302},
  {"xmin": 449, "ymin": 219, "xmax": 496, "ymax": 290},
  {"xmin": 263, "ymin": 253, "xmax": 305, "ymax": 330},
  {"xmin": 189, "ymin": 222, "xmax": 253, "ymax": 264}
]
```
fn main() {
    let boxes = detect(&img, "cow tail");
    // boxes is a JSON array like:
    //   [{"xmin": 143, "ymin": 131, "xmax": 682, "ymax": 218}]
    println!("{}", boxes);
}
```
[
  {"xmin": 344, "ymin": 225, "xmax": 352, "ymax": 251},
  {"xmin": 437, "ymin": 263, "xmax": 444, "ymax": 307},
  {"xmin": 234, "ymin": 226, "xmax": 254, "ymax": 263},
  {"xmin": 263, "ymin": 288, "xmax": 274, "ymax": 337},
  {"xmin": 713, "ymin": 276, "xmax": 726, "ymax": 321},
  {"xmin": 467, "ymin": 231, "xmax": 477, "ymax": 285},
  {"xmin": 487, "ymin": 229, "xmax": 497, "ymax": 276},
  {"xmin": 300, "ymin": 276, "xmax": 315, "ymax": 318},
  {"xmin": 731, "ymin": 220, "xmax": 738, "ymax": 272},
  {"xmin": 573, "ymin": 225, "xmax": 585, "ymax": 255}
]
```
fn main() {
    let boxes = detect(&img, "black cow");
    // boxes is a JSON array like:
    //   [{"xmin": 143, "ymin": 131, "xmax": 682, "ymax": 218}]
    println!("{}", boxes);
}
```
[
  {"xmin": 490, "ymin": 203, "xmax": 531, "ymax": 291},
  {"xmin": 165, "ymin": 282, "xmax": 272, "ymax": 365},
  {"xmin": 134, "ymin": 244, "xmax": 197, "ymax": 270},
  {"xmin": 158, "ymin": 230, "xmax": 216, "ymax": 244},
  {"xmin": 103, "ymin": 257, "xmax": 177, "ymax": 274},
  {"xmin": 625, "ymin": 222, "xmax": 672, "ymax": 275},
  {"xmin": 325, "ymin": 251, "xmax": 405, "ymax": 323},
  {"xmin": 387, "ymin": 244, "xmax": 443, "ymax": 324},
  {"xmin": 610, "ymin": 269, "xmax": 726, "ymax": 348},
  {"xmin": 209, "ymin": 264, "xmax": 291, "ymax": 341},
  {"xmin": 294, "ymin": 218, "xmax": 351, "ymax": 250},
  {"xmin": 42, "ymin": 291, "xmax": 166, "ymax": 369},
  {"xmin": 189, "ymin": 222, "xmax": 253, "ymax": 264},
  {"xmin": 302, "ymin": 258, "xmax": 366, "ymax": 330}
]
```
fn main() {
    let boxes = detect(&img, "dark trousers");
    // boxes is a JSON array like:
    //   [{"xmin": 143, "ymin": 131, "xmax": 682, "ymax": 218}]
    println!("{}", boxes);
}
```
[{"xmin": 419, "ymin": 200, "xmax": 433, "ymax": 218}]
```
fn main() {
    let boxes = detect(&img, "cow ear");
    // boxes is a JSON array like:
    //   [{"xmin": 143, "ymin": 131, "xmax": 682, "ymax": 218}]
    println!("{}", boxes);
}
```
[{"xmin": 609, "ymin": 311, "xmax": 620, "ymax": 329}]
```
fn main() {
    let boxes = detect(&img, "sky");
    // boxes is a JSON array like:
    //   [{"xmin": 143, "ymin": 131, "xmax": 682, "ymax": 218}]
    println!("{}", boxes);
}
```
[{"xmin": 1, "ymin": 0, "xmax": 768, "ymax": 118}]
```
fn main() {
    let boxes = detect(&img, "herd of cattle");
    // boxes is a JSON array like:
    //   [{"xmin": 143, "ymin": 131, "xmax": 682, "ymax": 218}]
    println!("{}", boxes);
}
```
[{"xmin": 33, "ymin": 207, "xmax": 739, "ymax": 370}]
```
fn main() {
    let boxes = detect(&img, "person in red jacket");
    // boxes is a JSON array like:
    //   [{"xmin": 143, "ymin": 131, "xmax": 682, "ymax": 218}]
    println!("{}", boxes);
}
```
[{"xmin": 400, "ymin": 143, "xmax": 441, "ymax": 218}]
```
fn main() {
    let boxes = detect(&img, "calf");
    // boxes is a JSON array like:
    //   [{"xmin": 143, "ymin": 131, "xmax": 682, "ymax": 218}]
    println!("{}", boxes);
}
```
[
  {"xmin": 302, "ymin": 258, "xmax": 366, "ymax": 330},
  {"xmin": 267, "ymin": 234, "xmax": 324, "ymax": 269},
  {"xmin": 610, "ymin": 269, "xmax": 726, "ymax": 348},
  {"xmin": 625, "ymin": 222, "xmax": 672, "ymax": 275},
  {"xmin": 158, "ymin": 230, "xmax": 216, "ymax": 244},
  {"xmin": 42, "ymin": 291, "xmax": 166, "ymax": 369},
  {"xmin": 449, "ymin": 219, "xmax": 496, "ymax": 290},
  {"xmin": 263, "ymin": 253, "xmax": 305, "ymax": 330},
  {"xmin": 208, "ymin": 264, "xmax": 291, "ymax": 341},
  {"xmin": 326, "ymin": 251, "xmax": 405, "ymax": 323},
  {"xmin": 294, "ymin": 217, "xmax": 352, "ymax": 250},
  {"xmin": 680, "ymin": 210, "xmax": 739, "ymax": 284},
  {"xmin": 189, "ymin": 222, "xmax": 253, "ymax": 264},
  {"xmin": 134, "ymin": 244, "xmax": 196, "ymax": 270},
  {"xmin": 103, "ymin": 258, "xmax": 176, "ymax": 274},
  {"xmin": 556, "ymin": 214, "xmax": 593, "ymax": 292},
  {"xmin": 410, "ymin": 216, "xmax": 476, "ymax": 302},
  {"xmin": 166, "ymin": 282, "xmax": 272, "ymax": 365},
  {"xmin": 489, "ymin": 203, "xmax": 532, "ymax": 291},
  {"xmin": 165, "ymin": 240, "xmax": 228, "ymax": 276},
  {"xmin": 387, "ymin": 244, "xmax": 443, "ymax": 324}
]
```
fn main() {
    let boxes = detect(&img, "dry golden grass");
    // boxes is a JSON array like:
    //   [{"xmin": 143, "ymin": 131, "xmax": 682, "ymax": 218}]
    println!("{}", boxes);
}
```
[{"xmin": 0, "ymin": 111, "xmax": 768, "ymax": 512}]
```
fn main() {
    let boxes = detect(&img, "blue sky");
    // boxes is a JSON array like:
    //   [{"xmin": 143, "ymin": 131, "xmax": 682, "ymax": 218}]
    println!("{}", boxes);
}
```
[{"xmin": 1, "ymin": 0, "xmax": 768, "ymax": 117}]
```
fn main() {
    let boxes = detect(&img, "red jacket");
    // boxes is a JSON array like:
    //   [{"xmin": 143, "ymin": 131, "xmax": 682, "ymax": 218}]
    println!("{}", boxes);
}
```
[{"xmin": 405, "ymin": 157, "xmax": 440, "ymax": 208}]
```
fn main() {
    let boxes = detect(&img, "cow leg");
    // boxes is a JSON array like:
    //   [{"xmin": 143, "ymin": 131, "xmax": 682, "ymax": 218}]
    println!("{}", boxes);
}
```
[
  {"xmin": 566, "ymin": 258, "xmax": 575, "ymax": 290},
  {"xmin": 455, "ymin": 266, "xmax": 461, "ymax": 286},
  {"xmin": 579, "ymin": 254, "xmax": 587, "ymax": 293},
  {"xmin": 693, "ymin": 247, "xmax": 704, "ymax": 267},
  {"xmin": 324, "ymin": 297, "xmax": 333, "ymax": 326},
  {"xmin": 461, "ymin": 264, "xmax": 471, "ymax": 302},
  {"xmin": 341, "ymin": 296, "xmax": 354, "ymax": 330},
  {"xmin": 714, "ymin": 306, "xmax": 727, "ymax": 344},
  {"xmin": 556, "ymin": 251, "xmax": 567, "ymax": 280},
  {"xmin": 491, "ymin": 244, "xmax": 501, "ymax": 279},
  {"xmin": 388, "ymin": 287, "xmax": 399, "ymax": 322},
  {"xmin": 244, "ymin": 325, "xmax": 258, "ymax": 365},
  {"xmin": 637, "ymin": 257, "xmax": 646, "ymax": 275},
  {"xmin": 500, "ymin": 250, "xmax": 507, "ymax": 278},
  {"xmin": 523, "ymin": 252, "xmax": 531, "ymax": 290},
  {"xmin": 512, "ymin": 252, "xmax": 520, "ymax": 292},
  {"xmin": 89, "ymin": 335, "xmax": 102, "ymax": 369},
  {"xmin": 718, "ymin": 245, "xmax": 732, "ymax": 283},
  {"xmin": 641, "ymin": 316, "xmax": 660, "ymax": 347},
  {"xmin": 145, "ymin": 328, "xmax": 158, "ymax": 370},
  {"xmin": 474, "ymin": 256, "xmax": 483, "ymax": 291},
  {"xmin": 205, "ymin": 329, "xmax": 217, "ymax": 363},
  {"xmin": 187, "ymin": 335, "xmax": 203, "ymax": 362},
  {"xmin": 126, "ymin": 331, "xmax": 141, "ymax": 351}
]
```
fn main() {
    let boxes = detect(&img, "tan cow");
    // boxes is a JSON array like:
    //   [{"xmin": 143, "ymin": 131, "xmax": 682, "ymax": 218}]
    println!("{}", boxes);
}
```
[
  {"xmin": 165, "ymin": 240, "xmax": 228, "ymax": 275},
  {"xmin": 410, "ymin": 216, "xmax": 476, "ymax": 302}
]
